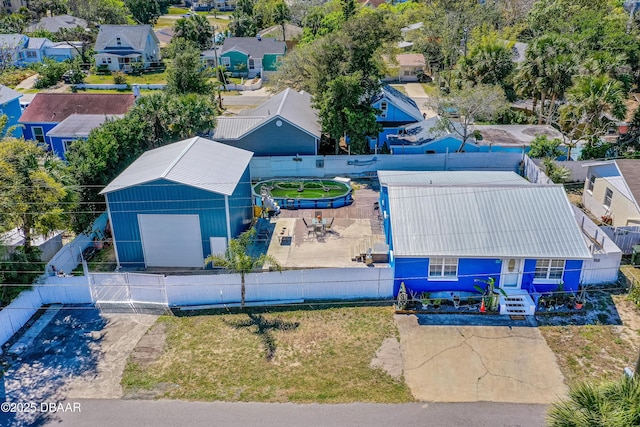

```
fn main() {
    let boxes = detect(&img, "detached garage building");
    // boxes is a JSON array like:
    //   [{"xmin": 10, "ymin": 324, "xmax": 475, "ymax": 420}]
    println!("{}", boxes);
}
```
[{"xmin": 100, "ymin": 137, "xmax": 253, "ymax": 269}]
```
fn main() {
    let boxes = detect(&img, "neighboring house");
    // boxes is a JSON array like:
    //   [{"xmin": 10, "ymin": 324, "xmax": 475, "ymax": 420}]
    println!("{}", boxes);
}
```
[
  {"xmin": 94, "ymin": 25, "xmax": 161, "ymax": 72},
  {"xmin": 218, "ymin": 36, "xmax": 286, "ymax": 78},
  {"xmin": 25, "ymin": 14, "xmax": 88, "ymax": 33},
  {"xmin": 369, "ymin": 84, "xmax": 424, "ymax": 151},
  {"xmin": 47, "ymin": 114, "xmax": 123, "ymax": 159},
  {"xmin": 100, "ymin": 137, "xmax": 254, "ymax": 269},
  {"xmin": 1, "ymin": 228, "xmax": 63, "ymax": 262},
  {"xmin": 0, "ymin": 34, "xmax": 28, "ymax": 68},
  {"xmin": 378, "ymin": 170, "xmax": 592, "ymax": 311},
  {"xmin": 0, "ymin": 84, "xmax": 23, "ymax": 137},
  {"xmin": 358, "ymin": 0, "xmax": 387, "ymax": 8},
  {"xmin": 154, "ymin": 28, "xmax": 175, "ymax": 48},
  {"xmin": 2, "ymin": 0, "xmax": 26, "ymax": 13},
  {"xmin": 214, "ymin": 88, "xmax": 321, "ymax": 156},
  {"xmin": 257, "ymin": 23, "xmax": 303, "ymax": 42},
  {"xmin": 582, "ymin": 160, "xmax": 640, "ymax": 226},
  {"xmin": 471, "ymin": 124, "xmax": 566, "ymax": 156},
  {"xmin": 386, "ymin": 116, "xmax": 464, "ymax": 155},
  {"xmin": 383, "ymin": 53, "xmax": 426, "ymax": 82},
  {"xmin": 0, "ymin": 34, "xmax": 79, "ymax": 67},
  {"xmin": 19, "ymin": 93, "xmax": 135, "ymax": 158}
]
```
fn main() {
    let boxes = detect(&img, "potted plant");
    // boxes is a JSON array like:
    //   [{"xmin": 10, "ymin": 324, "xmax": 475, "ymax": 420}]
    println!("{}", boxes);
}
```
[
  {"xmin": 575, "ymin": 286, "xmax": 586, "ymax": 310},
  {"xmin": 432, "ymin": 298, "xmax": 442, "ymax": 310},
  {"xmin": 474, "ymin": 277, "xmax": 507, "ymax": 312},
  {"xmin": 421, "ymin": 292, "xmax": 432, "ymax": 310}
]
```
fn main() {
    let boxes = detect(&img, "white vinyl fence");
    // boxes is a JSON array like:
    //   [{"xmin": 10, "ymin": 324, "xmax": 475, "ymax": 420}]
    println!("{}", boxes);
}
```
[{"xmin": 250, "ymin": 152, "xmax": 523, "ymax": 179}]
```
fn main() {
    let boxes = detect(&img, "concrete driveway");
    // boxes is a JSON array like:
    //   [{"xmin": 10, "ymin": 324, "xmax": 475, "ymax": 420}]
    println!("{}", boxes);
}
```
[
  {"xmin": 403, "ymin": 83, "xmax": 437, "ymax": 118},
  {"xmin": 396, "ymin": 315, "xmax": 567, "ymax": 404},
  {"xmin": 1, "ymin": 306, "xmax": 157, "ymax": 426}
]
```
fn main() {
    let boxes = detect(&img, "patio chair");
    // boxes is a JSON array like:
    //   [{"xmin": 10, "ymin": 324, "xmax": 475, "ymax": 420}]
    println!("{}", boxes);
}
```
[{"xmin": 326, "ymin": 217, "xmax": 335, "ymax": 230}]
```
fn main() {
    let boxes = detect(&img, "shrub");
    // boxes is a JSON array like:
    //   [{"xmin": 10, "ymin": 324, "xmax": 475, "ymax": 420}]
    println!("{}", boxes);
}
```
[{"xmin": 112, "ymin": 71, "xmax": 128, "ymax": 85}]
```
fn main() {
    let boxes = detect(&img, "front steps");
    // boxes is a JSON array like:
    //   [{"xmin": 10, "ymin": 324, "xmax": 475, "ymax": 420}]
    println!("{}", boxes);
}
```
[{"xmin": 499, "ymin": 291, "xmax": 536, "ymax": 316}]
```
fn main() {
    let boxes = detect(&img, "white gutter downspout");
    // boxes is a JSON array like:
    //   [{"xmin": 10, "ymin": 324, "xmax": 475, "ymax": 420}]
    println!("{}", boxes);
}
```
[
  {"xmin": 224, "ymin": 195, "xmax": 232, "ymax": 243},
  {"xmin": 104, "ymin": 194, "xmax": 121, "ymax": 269}
]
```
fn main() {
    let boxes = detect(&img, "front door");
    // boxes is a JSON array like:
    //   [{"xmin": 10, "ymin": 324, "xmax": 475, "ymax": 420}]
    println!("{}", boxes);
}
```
[{"xmin": 501, "ymin": 258, "xmax": 523, "ymax": 288}]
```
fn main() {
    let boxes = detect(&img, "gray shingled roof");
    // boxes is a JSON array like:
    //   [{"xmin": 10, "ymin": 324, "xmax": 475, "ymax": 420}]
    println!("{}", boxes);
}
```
[
  {"xmin": 26, "ymin": 15, "xmax": 87, "ymax": 33},
  {"xmin": 0, "ymin": 85, "xmax": 22, "ymax": 104},
  {"xmin": 27, "ymin": 38, "xmax": 49, "ymax": 49},
  {"xmin": 615, "ymin": 159, "xmax": 640, "ymax": 206},
  {"xmin": 0, "ymin": 34, "xmax": 26, "ymax": 49},
  {"xmin": 378, "ymin": 171, "xmax": 528, "ymax": 187},
  {"xmin": 47, "ymin": 114, "xmax": 123, "ymax": 138},
  {"xmin": 220, "ymin": 37, "xmax": 285, "ymax": 58},
  {"xmin": 95, "ymin": 25, "xmax": 156, "ymax": 52},
  {"xmin": 214, "ymin": 88, "xmax": 320, "ymax": 140},
  {"xmin": 100, "ymin": 137, "xmax": 253, "ymax": 196},
  {"xmin": 387, "ymin": 183, "xmax": 592, "ymax": 259}
]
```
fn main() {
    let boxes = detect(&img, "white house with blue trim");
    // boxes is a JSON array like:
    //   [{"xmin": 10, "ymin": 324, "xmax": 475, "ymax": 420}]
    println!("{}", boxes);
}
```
[
  {"xmin": 100, "ymin": 137, "xmax": 254, "ymax": 269},
  {"xmin": 378, "ymin": 170, "xmax": 592, "ymax": 313}
]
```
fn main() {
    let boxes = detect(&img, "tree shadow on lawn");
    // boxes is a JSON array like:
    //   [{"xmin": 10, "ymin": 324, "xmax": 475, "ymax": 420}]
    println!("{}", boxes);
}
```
[
  {"xmin": 0, "ymin": 305, "xmax": 107, "ymax": 427},
  {"xmin": 224, "ymin": 313, "xmax": 299, "ymax": 361}
]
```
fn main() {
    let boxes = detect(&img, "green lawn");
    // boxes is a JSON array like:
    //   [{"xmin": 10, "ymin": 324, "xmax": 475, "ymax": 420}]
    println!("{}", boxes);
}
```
[
  {"xmin": 122, "ymin": 306, "xmax": 414, "ymax": 403},
  {"xmin": 167, "ymin": 7, "xmax": 188, "ymax": 14},
  {"xmin": 155, "ymin": 16, "xmax": 229, "ymax": 31},
  {"xmin": 84, "ymin": 71, "xmax": 168, "ymax": 85},
  {"xmin": 420, "ymin": 83, "xmax": 439, "ymax": 96}
]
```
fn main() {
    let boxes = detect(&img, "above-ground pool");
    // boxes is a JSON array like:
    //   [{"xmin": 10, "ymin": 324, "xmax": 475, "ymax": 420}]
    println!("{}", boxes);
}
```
[{"xmin": 253, "ymin": 179, "xmax": 354, "ymax": 209}]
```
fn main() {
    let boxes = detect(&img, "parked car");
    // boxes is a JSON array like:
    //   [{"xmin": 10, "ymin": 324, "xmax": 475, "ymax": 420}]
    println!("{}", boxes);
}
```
[
  {"xmin": 62, "ymin": 69, "xmax": 87, "ymax": 84},
  {"xmin": 181, "ymin": 12, "xmax": 195, "ymax": 17}
]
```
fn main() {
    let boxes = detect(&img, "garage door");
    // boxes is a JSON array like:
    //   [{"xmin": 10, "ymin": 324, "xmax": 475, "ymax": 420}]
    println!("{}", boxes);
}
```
[{"xmin": 138, "ymin": 214, "xmax": 204, "ymax": 268}]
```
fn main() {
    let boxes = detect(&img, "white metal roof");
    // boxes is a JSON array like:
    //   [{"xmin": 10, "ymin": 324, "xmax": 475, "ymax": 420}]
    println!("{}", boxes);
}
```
[
  {"xmin": 213, "ymin": 116, "xmax": 265, "ymax": 139},
  {"xmin": 100, "ymin": 137, "xmax": 253, "ymax": 196},
  {"xmin": 378, "ymin": 170, "xmax": 528, "ymax": 187},
  {"xmin": 387, "ymin": 184, "xmax": 592, "ymax": 259},
  {"xmin": 47, "ymin": 114, "xmax": 122, "ymax": 137}
]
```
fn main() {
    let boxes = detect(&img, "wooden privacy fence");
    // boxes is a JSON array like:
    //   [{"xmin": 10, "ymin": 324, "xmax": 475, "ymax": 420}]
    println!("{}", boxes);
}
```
[{"xmin": 600, "ymin": 226, "xmax": 640, "ymax": 254}]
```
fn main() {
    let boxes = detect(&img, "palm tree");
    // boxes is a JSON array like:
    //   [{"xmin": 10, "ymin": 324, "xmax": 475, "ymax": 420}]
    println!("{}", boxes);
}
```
[
  {"xmin": 272, "ymin": 1, "xmax": 291, "ymax": 42},
  {"xmin": 204, "ymin": 229, "xmax": 282, "ymax": 308},
  {"xmin": 548, "ymin": 376, "xmax": 640, "ymax": 427}
]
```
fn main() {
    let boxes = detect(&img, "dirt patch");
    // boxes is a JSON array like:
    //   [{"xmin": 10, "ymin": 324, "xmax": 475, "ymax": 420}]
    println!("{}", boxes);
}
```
[
  {"xmin": 129, "ymin": 322, "xmax": 166, "ymax": 366},
  {"xmin": 540, "ymin": 295, "xmax": 640, "ymax": 387},
  {"xmin": 370, "ymin": 337, "xmax": 403, "ymax": 380}
]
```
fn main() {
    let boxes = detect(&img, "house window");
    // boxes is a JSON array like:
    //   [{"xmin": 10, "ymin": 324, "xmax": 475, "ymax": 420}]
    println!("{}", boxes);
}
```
[
  {"xmin": 604, "ymin": 187, "xmax": 613, "ymax": 208},
  {"xmin": 248, "ymin": 59, "xmax": 255, "ymax": 70},
  {"xmin": 587, "ymin": 174, "xmax": 595, "ymax": 192},
  {"xmin": 380, "ymin": 100, "xmax": 388, "ymax": 118},
  {"xmin": 26, "ymin": 51, "xmax": 37, "ymax": 58},
  {"xmin": 534, "ymin": 259, "xmax": 565, "ymax": 280},
  {"xmin": 403, "ymin": 70, "xmax": 412, "ymax": 76},
  {"xmin": 32, "ymin": 127, "xmax": 45, "ymax": 144},
  {"xmin": 116, "ymin": 37, "xmax": 122, "ymax": 46},
  {"xmin": 107, "ymin": 57, "xmax": 112, "ymax": 63},
  {"xmin": 428, "ymin": 257, "xmax": 458, "ymax": 279},
  {"xmin": 221, "ymin": 57, "xmax": 230, "ymax": 67},
  {"xmin": 102, "ymin": 58, "xmax": 107, "ymax": 64},
  {"xmin": 62, "ymin": 139, "xmax": 74, "ymax": 153}
]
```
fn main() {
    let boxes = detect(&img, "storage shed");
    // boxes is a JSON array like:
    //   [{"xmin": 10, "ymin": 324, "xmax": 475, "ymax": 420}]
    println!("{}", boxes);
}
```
[{"xmin": 100, "ymin": 137, "xmax": 254, "ymax": 269}]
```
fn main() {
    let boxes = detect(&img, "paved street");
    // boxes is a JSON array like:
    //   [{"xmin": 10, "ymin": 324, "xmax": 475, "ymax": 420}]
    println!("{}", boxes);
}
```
[{"xmin": 0, "ymin": 400, "xmax": 548, "ymax": 427}]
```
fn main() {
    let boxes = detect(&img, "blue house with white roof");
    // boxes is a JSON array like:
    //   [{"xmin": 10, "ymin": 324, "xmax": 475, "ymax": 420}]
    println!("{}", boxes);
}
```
[
  {"xmin": 0, "ymin": 85, "xmax": 23, "ymax": 137},
  {"xmin": 100, "ymin": 137, "xmax": 254, "ymax": 269},
  {"xmin": 379, "ymin": 170, "xmax": 592, "ymax": 313}
]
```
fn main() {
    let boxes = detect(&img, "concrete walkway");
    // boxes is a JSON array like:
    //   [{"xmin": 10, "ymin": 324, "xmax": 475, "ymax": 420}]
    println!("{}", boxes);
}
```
[
  {"xmin": 403, "ymin": 83, "xmax": 437, "ymax": 118},
  {"xmin": 14, "ymin": 73, "xmax": 39, "ymax": 90},
  {"xmin": 396, "ymin": 315, "xmax": 567, "ymax": 404}
]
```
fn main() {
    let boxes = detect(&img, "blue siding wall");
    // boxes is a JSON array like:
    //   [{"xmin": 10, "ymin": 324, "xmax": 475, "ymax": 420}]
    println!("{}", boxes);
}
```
[
  {"xmin": 227, "ymin": 168, "xmax": 254, "ymax": 237},
  {"xmin": 108, "ymin": 177, "xmax": 252, "ymax": 269},
  {"xmin": 1, "ymin": 98, "xmax": 23, "ymax": 137},
  {"xmin": 218, "ymin": 117, "xmax": 317, "ymax": 156},
  {"xmin": 22, "ymin": 122, "xmax": 57, "ymax": 150},
  {"xmin": 374, "ymin": 98, "xmax": 419, "ymax": 124},
  {"xmin": 394, "ymin": 257, "xmax": 583, "ymax": 296},
  {"xmin": 394, "ymin": 257, "xmax": 503, "ymax": 295},
  {"xmin": 49, "ymin": 136, "xmax": 84, "ymax": 159}
]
